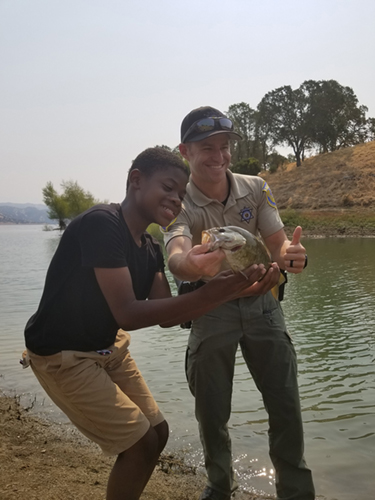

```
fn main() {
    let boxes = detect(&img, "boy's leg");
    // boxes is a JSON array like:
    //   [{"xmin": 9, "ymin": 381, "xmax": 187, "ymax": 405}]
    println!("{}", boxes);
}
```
[
  {"xmin": 27, "ymin": 331, "xmax": 167, "ymax": 500},
  {"xmin": 107, "ymin": 421, "xmax": 168, "ymax": 500},
  {"xmin": 105, "ymin": 331, "xmax": 169, "ymax": 498}
]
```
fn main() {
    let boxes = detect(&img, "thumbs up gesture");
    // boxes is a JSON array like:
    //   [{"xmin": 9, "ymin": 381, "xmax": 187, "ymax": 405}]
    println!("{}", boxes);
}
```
[{"xmin": 284, "ymin": 226, "xmax": 307, "ymax": 274}]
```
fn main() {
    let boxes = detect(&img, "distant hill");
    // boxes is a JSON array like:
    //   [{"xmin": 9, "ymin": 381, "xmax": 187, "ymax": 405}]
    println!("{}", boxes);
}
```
[
  {"xmin": 0, "ymin": 204, "xmax": 54, "ymax": 224},
  {"xmin": 261, "ymin": 141, "xmax": 375, "ymax": 211}
]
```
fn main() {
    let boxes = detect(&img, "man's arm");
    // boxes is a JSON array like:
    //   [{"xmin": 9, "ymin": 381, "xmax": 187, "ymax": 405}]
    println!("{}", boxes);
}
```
[
  {"xmin": 264, "ymin": 226, "xmax": 307, "ymax": 274},
  {"xmin": 166, "ymin": 235, "xmax": 226, "ymax": 281},
  {"xmin": 167, "ymin": 234, "xmax": 281, "ymax": 298}
]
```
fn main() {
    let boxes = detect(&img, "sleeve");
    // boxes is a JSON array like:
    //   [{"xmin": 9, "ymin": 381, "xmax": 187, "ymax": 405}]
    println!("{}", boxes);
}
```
[
  {"xmin": 256, "ymin": 179, "xmax": 284, "ymax": 238},
  {"xmin": 161, "ymin": 206, "xmax": 193, "ymax": 248},
  {"xmin": 147, "ymin": 235, "xmax": 166, "ymax": 273},
  {"xmin": 78, "ymin": 209, "xmax": 128, "ymax": 268}
]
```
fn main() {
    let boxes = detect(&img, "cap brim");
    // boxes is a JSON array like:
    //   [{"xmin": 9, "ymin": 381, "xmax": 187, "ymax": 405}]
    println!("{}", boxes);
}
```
[{"xmin": 184, "ymin": 130, "xmax": 242, "ymax": 143}]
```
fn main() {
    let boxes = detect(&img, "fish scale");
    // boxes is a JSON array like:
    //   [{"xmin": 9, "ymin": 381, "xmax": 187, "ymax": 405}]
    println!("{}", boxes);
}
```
[
  {"xmin": 202, "ymin": 226, "xmax": 271, "ymax": 272},
  {"xmin": 202, "ymin": 226, "xmax": 284, "ymax": 300}
]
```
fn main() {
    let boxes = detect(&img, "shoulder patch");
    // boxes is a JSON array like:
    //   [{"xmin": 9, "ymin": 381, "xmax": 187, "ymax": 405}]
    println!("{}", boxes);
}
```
[{"xmin": 262, "ymin": 181, "xmax": 277, "ymax": 209}]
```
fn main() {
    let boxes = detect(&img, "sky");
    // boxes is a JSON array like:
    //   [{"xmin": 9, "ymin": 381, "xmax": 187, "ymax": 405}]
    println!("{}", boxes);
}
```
[{"xmin": 1, "ymin": 0, "xmax": 375, "ymax": 205}]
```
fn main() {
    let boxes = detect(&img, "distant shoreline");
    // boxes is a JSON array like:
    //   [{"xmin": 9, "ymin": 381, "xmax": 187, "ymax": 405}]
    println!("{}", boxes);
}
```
[{"xmin": 2, "ymin": 221, "xmax": 374, "ymax": 238}]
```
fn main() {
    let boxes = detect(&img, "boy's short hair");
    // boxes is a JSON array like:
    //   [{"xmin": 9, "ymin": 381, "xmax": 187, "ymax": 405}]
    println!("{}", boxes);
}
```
[{"xmin": 126, "ymin": 147, "xmax": 189, "ymax": 191}]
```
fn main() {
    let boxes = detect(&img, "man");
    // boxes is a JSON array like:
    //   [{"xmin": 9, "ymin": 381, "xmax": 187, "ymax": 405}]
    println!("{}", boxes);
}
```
[{"xmin": 163, "ymin": 107, "xmax": 315, "ymax": 500}]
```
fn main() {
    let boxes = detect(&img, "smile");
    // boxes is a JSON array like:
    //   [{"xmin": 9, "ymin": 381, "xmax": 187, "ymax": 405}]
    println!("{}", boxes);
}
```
[
  {"xmin": 208, "ymin": 164, "xmax": 225, "ymax": 170},
  {"xmin": 162, "ymin": 206, "xmax": 176, "ymax": 218}
]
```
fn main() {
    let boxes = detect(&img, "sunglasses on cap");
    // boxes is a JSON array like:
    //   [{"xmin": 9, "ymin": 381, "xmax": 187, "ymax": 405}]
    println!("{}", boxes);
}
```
[{"xmin": 182, "ymin": 117, "xmax": 234, "ymax": 143}]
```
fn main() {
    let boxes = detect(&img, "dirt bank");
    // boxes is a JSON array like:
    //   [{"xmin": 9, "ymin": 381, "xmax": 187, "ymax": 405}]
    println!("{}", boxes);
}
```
[{"xmin": 0, "ymin": 394, "xmax": 273, "ymax": 500}]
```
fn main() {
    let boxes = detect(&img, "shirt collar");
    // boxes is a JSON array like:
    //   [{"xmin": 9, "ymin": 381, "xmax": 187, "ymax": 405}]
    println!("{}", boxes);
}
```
[{"xmin": 186, "ymin": 170, "xmax": 249, "ymax": 206}]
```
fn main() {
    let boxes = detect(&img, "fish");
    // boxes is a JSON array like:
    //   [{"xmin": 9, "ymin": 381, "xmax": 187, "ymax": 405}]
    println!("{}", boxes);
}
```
[
  {"xmin": 201, "ymin": 226, "xmax": 284, "ymax": 299},
  {"xmin": 201, "ymin": 226, "xmax": 271, "ymax": 272}
]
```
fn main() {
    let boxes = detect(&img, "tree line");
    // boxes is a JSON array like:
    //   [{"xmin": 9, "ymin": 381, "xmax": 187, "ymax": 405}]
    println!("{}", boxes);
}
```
[
  {"xmin": 227, "ymin": 79, "xmax": 374, "ymax": 171},
  {"xmin": 43, "ymin": 79, "xmax": 374, "ymax": 229}
]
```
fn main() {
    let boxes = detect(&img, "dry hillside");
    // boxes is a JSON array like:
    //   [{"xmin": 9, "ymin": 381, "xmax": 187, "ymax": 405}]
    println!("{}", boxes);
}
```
[{"xmin": 261, "ymin": 140, "xmax": 375, "ymax": 211}]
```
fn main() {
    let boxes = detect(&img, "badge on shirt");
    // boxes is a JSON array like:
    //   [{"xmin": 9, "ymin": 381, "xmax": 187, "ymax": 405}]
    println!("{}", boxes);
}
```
[
  {"xmin": 239, "ymin": 206, "xmax": 254, "ymax": 223},
  {"xmin": 262, "ymin": 181, "xmax": 277, "ymax": 209}
]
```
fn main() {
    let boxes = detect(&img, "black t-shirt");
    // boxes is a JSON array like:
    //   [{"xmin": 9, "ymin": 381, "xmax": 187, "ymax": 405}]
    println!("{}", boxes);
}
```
[{"xmin": 25, "ymin": 203, "xmax": 164, "ymax": 355}]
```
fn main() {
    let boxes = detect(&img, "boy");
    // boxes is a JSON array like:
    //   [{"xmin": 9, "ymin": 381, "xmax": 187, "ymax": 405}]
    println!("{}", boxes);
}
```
[{"xmin": 23, "ymin": 147, "xmax": 267, "ymax": 500}]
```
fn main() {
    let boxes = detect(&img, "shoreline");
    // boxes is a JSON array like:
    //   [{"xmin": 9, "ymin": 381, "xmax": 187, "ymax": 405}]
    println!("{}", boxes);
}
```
[
  {"xmin": 0, "ymin": 393, "xmax": 273, "ymax": 500},
  {"xmin": 1, "ymin": 221, "xmax": 374, "ymax": 238}
]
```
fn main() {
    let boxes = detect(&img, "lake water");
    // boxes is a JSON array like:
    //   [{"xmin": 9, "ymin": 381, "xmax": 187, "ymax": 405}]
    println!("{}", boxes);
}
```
[{"xmin": 0, "ymin": 225, "xmax": 374, "ymax": 500}]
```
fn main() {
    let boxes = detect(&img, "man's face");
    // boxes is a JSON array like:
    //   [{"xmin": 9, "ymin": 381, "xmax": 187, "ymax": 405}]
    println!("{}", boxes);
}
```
[{"xmin": 179, "ymin": 134, "xmax": 231, "ymax": 187}]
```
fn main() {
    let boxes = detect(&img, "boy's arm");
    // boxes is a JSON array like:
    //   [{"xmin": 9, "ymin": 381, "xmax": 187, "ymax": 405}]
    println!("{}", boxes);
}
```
[{"xmin": 94, "ymin": 263, "xmax": 267, "ymax": 331}]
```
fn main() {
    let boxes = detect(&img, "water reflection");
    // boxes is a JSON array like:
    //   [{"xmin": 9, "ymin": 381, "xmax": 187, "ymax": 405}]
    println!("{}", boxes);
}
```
[{"xmin": 0, "ymin": 227, "xmax": 374, "ymax": 500}]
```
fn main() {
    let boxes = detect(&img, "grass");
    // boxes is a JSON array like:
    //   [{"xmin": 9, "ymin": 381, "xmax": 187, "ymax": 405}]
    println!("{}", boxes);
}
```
[
  {"xmin": 280, "ymin": 208, "xmax": 375, "ymax": 235},
  {"xmin": 146, "ymin": 142, "xmax": 375, "ymax": 239}
]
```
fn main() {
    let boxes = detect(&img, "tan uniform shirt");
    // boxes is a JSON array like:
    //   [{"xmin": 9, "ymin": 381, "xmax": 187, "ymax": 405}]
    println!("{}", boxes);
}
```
[{"xmin": 163, "ymin": 170, "xmax": 284, "ymax": 250}]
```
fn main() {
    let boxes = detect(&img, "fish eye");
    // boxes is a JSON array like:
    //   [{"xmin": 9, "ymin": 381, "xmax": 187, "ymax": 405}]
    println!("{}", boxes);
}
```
[{"xmin": 218, "ymin": 228, "xmax": 226, "ymax": 233}]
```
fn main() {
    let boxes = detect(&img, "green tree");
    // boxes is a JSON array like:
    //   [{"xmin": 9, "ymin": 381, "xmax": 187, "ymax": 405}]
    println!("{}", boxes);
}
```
[
  {"xmin": 42, "ymin": 182, "xmax": 70, "ymax": 230},
  {"xmin": 62, "ymin": 180, "xmax": 98, "ymax": 219},
  {"xmin": 257, "ymin": 86, "xmax": 311, "ymax": 166},
  {"xmin": 43, "ymin": 180, "xmax": 100, "ymax": 230},
  {"xmin": 302, "ymin": 79, "xmax": 368, "ymax": 153},
  {"xmin": 226, "ymin": 103, "xmax": 258, "ymax": 164},
  {"xmin": 231, "ymin": 157, "xmax": 261, "ymax": 176},
  {"xmin": 266, "ymin": 152, "xmax": 288, "ymax": 173},
  {"xmin": 366, "ymin": 117, "xmax": 375, "ymax": 142}
]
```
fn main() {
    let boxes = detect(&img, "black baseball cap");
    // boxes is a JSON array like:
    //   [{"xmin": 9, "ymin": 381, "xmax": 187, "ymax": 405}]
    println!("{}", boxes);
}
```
[{"xmin": 180, "ymin": 106, "xmax": 242, "ymax": 143}]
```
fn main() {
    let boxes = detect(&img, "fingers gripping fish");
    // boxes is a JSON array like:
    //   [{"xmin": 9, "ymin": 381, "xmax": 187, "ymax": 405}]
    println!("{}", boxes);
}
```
[{"xmin": 201, "ymin": 226, "xmax": 284, "ymax": 299}]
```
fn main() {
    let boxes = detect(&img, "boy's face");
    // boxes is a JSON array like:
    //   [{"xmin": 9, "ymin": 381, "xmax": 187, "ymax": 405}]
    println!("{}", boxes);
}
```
[{"xmin": 138, "ymin": 166, "xmax": 188, "ymax": 227}]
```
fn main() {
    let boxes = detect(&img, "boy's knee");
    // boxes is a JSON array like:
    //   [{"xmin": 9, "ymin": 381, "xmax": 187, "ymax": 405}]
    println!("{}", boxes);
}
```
[{"xmin": 154, "ymin": 420, "xmax": 169, "ymax": 453}]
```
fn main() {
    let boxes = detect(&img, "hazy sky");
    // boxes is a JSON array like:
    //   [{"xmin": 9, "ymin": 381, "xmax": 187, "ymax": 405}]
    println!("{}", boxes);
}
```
[{"xmin": 1, "ymin": 0, "xmax": 374, "ymax": 204}]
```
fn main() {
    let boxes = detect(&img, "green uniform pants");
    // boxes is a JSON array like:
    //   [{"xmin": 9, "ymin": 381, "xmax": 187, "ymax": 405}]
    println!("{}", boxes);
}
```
[{"xmin": 186, "ymin": 292, "xmax": 315, "ymax": 500}]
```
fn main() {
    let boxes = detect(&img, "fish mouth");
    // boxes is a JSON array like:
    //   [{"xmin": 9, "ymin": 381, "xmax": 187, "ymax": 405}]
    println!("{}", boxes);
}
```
[{"xmin": 201, "ymin": 231, "xmax": 212, "ymax": 245}]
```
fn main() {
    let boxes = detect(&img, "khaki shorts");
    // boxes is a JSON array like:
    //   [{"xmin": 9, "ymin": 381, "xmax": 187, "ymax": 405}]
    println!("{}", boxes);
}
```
[{"xmin": 27, "ymin": 330, "xmax": 164, "ymax": 456}]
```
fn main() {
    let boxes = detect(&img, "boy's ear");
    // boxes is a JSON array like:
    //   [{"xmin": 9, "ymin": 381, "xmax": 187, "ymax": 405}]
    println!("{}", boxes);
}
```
[{"xmin": 128, "ymin": 169, "xmax": 142, "ymax": 189}]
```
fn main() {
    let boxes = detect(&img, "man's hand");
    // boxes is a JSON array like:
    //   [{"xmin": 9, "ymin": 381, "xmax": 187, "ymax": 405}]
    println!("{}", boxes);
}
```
[
  {"xmin": 167, "ymin": 237, "xmax": 227, "ymax": 282},
  {"xmin": 185, "ymin": 243, "xmax": 227, "ymax": 279},
  {"xmin": 283, "ymin": 226, "xmax": 306, "ymax": 274}
]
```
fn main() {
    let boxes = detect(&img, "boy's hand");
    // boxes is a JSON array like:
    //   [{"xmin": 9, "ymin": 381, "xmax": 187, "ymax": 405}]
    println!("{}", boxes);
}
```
[
  {"xmin": 236, "ymin": 262, "xmax": 281, "ymax": 297},
  {"xmin": 204, "ymin": 264, "xmax": 268, "ymax": 302}
]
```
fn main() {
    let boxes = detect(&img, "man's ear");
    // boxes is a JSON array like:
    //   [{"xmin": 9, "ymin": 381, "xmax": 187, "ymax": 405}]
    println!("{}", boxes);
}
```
[
  {"xmin": 128, "ymin": 169, "xmax": 142, "ymax": 190},
  {"xmin": 179, "ymin": 143, "xmax": 189, "ymax": 161}
]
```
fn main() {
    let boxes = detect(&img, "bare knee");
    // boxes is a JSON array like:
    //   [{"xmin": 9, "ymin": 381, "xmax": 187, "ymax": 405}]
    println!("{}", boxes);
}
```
[
  {"xmin": 154, "ymin": 420, "xmax": 169, "ymax": 455},
  {"xmin": 125, "ymin": 426, "xmax": 159, "ymax": 463}
]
